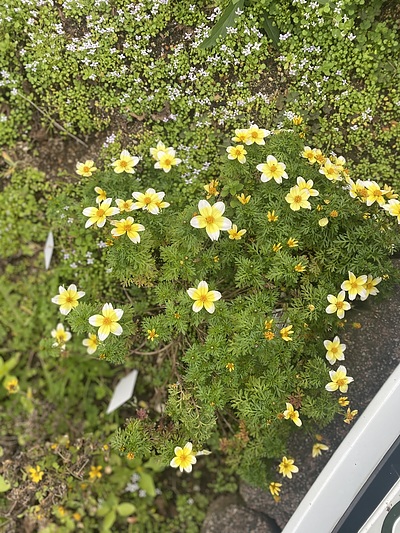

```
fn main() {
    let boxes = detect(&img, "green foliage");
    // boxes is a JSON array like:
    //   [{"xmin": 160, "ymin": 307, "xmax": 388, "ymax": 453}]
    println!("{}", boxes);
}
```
[{"xmin": 52, "ymin": 129, "xmax": 400, "ymax": 490}]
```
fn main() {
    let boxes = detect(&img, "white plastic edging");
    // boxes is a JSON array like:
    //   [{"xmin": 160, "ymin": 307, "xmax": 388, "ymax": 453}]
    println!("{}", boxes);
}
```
[{"xmin": 282, "ymin": 361, "xmax": 400, "ymax": 533}]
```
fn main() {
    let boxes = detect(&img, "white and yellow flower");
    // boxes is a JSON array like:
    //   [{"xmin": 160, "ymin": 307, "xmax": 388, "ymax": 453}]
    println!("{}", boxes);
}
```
[
  {"xmin": 341, "ymin": 271, "xmax": 368, "ymax": 301},
  {"xmin": 110, "ymin": 217, "xmax": 145, "ymax": 243},
  {"xmin": 89, "ymin": 303, "xmax": 123, "ymax": 341},
  {"xmin": 132, "ymin": 188, "xmax": 166, "ymax": 215},
  {"xmin": 83, "ymin": 199, "xmax": 120, "ymax": 228},
  {"xmin": 51, "ymin": 284, "xmax": 85, "ymax": 315},
  {"xmin": 115, "ymin": 198, "xmax": 134, "ymax": 212},
  {"xmin": 111, "ymin": 150, "xmax": 139, "ymax": 174},
  {"xmin": 257, "ymin": 155, "xmax": 288, "ymax": 183},
  {"xmin": 283, "ymin": 403, "xmax": 302, "ymax": 427},
  {"xmin": 154, "ymin": 147, "xmax": 181, "ymax": 172},
  {"xmin": 244, "ymin": 124, "xmax": 269, "ymax": 145},
  {"xmin": 226, "ymin": 145, "xmax": 247, "ymax": 164},
  {"xmin": 227, "ymin": 224, "xmax": 246, "ymax": 240},
  {"xmin": 325, "ymin": 365, "xmax": 354, "ymax": 393},
  {"xmin": 94, "ymin": 187, "xmax": 107, "ymax": 203},
  {"xmin": 324, "ymin": 336, "xmax": 346, "ymax": 365},
  {"xmin": 285, "ymin": 186, "xmax": 311, "ymax": 211},
  {"xmin": 361, "ymin": 274, "xmax": 382, "ymax": 300},
  {"xmin": 82, "ymin": 333, "xmax": 99, "ymax": 355},
  {"xmin": 297, "ymin": 176, "xmax": 319, "ymax": 196},
  {"xmin": 326, "ymin": 291, "xmax": 351, "ymax": 319},
  {"xmin": 170, "ymin": 442, "xmax": 197, "ymax": 473},
  {"xmin": 76, "ymin": 160, "xmax": 97, "ymax": 177},
  {"xmin": 190, "ymin": 200, "xmax": 232, "ymax": 241},
  {"xmin": 51, "ymin": 323, "xmax": 72, "ymax": 348},
  {"xmin": 383, "ymin": 199, "xmax": 400, "ymax": 223},
  {"xmin": 187, "ymin": 281, "xmax": 221, "ymax": 314}
]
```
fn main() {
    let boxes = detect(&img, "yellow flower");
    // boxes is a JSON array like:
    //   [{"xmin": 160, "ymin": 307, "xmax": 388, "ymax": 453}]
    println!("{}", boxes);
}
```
[
  {"xmin": 272, "ymin": 243, "xmax": 282, "ymax": 252},
  {"xmin": 226, "ymin": 362, "xmax": 235, "ymax": 372},
  {"xmin": 228, "ymin": 224, "xmax": 246, "ymax": 240},
  {"xmin": 283, "ymin": 402, "xmax": 302, "ymax": 427},
  {"xmin": 126, "ymin": 452, "xmax": 135, "ymax": 460},
  {"xmin": 51, "ymin": 284, "xmax": 85, "ymax": 315},
  {"xmin": 237, "ymin": 193, "xmax": 251, "ymax": 204},
  {"xmin": 278, "ymin": 457, "xmax": 299, "ymax": 478},
  {"xmin": 132, "ymin": 188, "xmax": 167, "ymax": 215},
  {"xmin": 383, "ymin": 184, "xmax": 398, "ymax": 199},
  {"xmin": 244, "ymin": 124, "xmax": 269, "ymax": 145},
  {"xmin": 333, "ymin": 155, "xmax": 346, "ymax": 171},
  {"xmin": 110, "ymin": 216, "xmax": 145, "ymax": 243},
  {"xmin": 73, "ymin": 512, "xmax": 82, "ymax": 521},
  {"xmin": 297, "ymin": 176, "xmax": 319, "ymax": 197},
  {"xmin": 361, "ymin": 274, "xmax": 382, "ymax": 301},
  {"xmin": 338, "ymin": 396, "xmax": 349, "ymax": 406},
  {"xmin": 383, "ymin": 199, "xmax": 400, "ymax": 223},
  {"xmin": 312, "ymin": 442, "xmax": 329, "ymax": 458},
  {"xmin": 264, "ymin": 331, "xmax": 275, "ymax": 341},
  {"xmin": 294, "ymin": 263, "xmax": 306, "ymax": 272},
  {"xmin": 285, "ymin": 186, "xmax": 311, "ymax": 211},
  {"xmin": 302, "ymin": 146, "xmax": 316, "ymax": 163},
  {"xmin": 115, "ymin": 198, "xmax": 134, "ymax": 212},
  {"xmin": 325, "ymin": 365, "xmax": 354, "ymax": 393},
  {"xmin": 51, "ymin": 323, "xmax": 72, "ymax": 348},
  {"xmin": 29, "ymin": 465, "xmax": 44, "ymax": 483},
  {"xmin": 4, "ymin": 376, "xmax": 19, "ymax": 394},
  {"xmin": 57, "ymin": 506, "xmax": 66, "ymax": 517},
  {"xmin": 264, "ymin": 319, "xmax": 274, "ymax": 330},
  {"xmin": 267, "ymin": 210, "xmax": 278, "ymax": 222},
  {"xmin": 232, "ymin": 128, "xmax": 250, "ymax": 144},
  {"xmin": 269, "ymin": 482, "xmax": 282, "ymax": 497},
  {"xmin": 76, "ymin": 160, "xmax": 97, "ymax": 177},
  {"xmin": 204, "ymin": 179, "xmax": 219, "ymax": 198},
  {"xmin": 324, "ymin": 336, "xmax": 346, "ymax": 365},
  {"xmin": 112, "ymin": 150, "xmax": 139, "ymax": 174},
  {"xmin": 226, "ymin": 145, "xmax": 247, "ymax": 164},
  {"xmin": 150, "ymin": 140, "xmax": 167, "ymax": 160},
  {"xmin": 170, "ymin": 442, "xmax": 197, "ymax": 473},
  {"xmin": 319, "ymin": 158, "xmax": 342, "ymax": 182},
  {"xmin": 341, "ymin": 271, "xmax": 368, "ymax": 301},
  {"xmin": 280, "ymin": 325, "xmax": 293, "ymax": 341},
  {"xmin": 257, "ymin": 155, "xmax": 288, "ymax": 183},
  {"xmin": 287, "ymin": 238, "xmax": 299, "ymax": 248},
  {"xmin": 187, "ymin": 281, "xmax": 221, "ymax": 314},
  {"xmin": 82, "ymin": 333, "xmax": 99, "ymax": 355},
  {"xmin": 326, "ymin": 291, "xmax": 351, "ymax": 319},
  {"xmin": 292, "ymin": 116, "xmax": 303, "ymax": 125},
  {"xmin": 344, "ymin": 408, "xmax": 358, "ymax": 424},
  {"xmin": 89, "ymin": 303, "xmax": 123, "ymax": 341},
  {"xmin": 329, "ymin": 210, "xmax": 338, "ymax": 218},
  {"xmin": 365, "ymin": 181, "xmax": 386, "ymax": 206},
  {"xmin": 154, "ymin": 147, "xmax": 181, "ymax": 172},
  {"xmin": 190, "ymin": 200, "xmax": 232, "ymax": 241},
  {"xmin": 83, "ymin": 198, "xmax": 120, "ymax": 228},
  {"xmin": 147, "ymin": 329, "xmax": 159, "ymax": 341},
  {"xmin": 313, "ymin": 149, "xmax": 326, "ymax": 165},
  {"xmin": 94, "ymin": 186, "xmax": 107, "ymax": 203},
  {"xmin": 89, "ymin": 465, "xmax": 103, "ymax": 480}
]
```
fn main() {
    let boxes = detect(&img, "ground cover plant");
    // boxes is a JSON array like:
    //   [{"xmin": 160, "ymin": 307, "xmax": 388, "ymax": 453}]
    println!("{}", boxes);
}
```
[{"xmin": 1, "ymin": 0, "xmax": 400, "ymax": 531}]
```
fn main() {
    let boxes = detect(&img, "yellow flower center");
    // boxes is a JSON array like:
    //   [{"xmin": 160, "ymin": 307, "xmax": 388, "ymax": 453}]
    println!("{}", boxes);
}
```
[
  {"xmin": 96, "ymin": 209, "xmax": 105, "ymax": 217},
  {"xmin": 337, "ymin": 377, "xmax": 346, "ymax": 387},
  {"xmin": 164, "ymin": 157, "xmax": 172, "ymax": 165},
  {"xmin": 144, "ymin": 196, "xmax": 152, "ymax": 204},
  {"xmin": 331, "ymin": 346, "xmax": 338, "ymax": 354},
  {"xmin": 269, "ymin": 164, "xmax": 277, "ymax": 172},
  {"xmin": 66, "ymin": 295, "xmax": 74, "ymax": 303},
  {"xmin": 294, "ymin": 195, "xmax": 302, "ymax": 203},
  {"xmin": 83, "ymin": 166, "xmax": 90, "ymax": 173},
  {"xmin": 206, "ymin": 216, "xmax": 215, "ymax": 224},
  {"xmin": 336, "ymin": 301, "xmax": 344, "ymax": 309},
  {"xmin": 123, "ymin": 223, "xmax": 132, "ymax": 232},
  {"xmin": 199, "ymin": 294, "xmax": 208, "ymax": 302},
  {"xmin": 103, "ymin": 317, "xmax": 112, "ymax": 326},
  {"xmin": 120, "ymin": 160, "xmax": 128, "ymax": 168},
  {"xmin": 373, "ymin": 190, "xmax": 382, "ymax": 197},
  {"xmin": 251, "ymin": 131, "xmax": 258, "ymax": 138},
  {"xmin": 350, "ymin": 282, "xmax": 358, "ymax": 289}
]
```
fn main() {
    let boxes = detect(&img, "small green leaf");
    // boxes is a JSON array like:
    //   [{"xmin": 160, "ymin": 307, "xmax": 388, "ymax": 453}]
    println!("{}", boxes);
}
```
[
  {"xmin": 139, "ymin": 472, "xmax": 156, "ymax": 497},
  {"xmin": 199, "ymin": 0, "xmax": 245, "ymax": 49},
  {"xmin": 0, "ymin": 475, "xmax": 11, "ymax": 492},
  {"xmin": 261, "ymin": 16, "xmax": 280, "ymax": 48},
  {"xmin": 102, "ymin": 510, "xmax": 117, "ymax": 531},
  {"xmin": 117, "ymin": 502, "xmax": 136, "ymax": 517}
]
